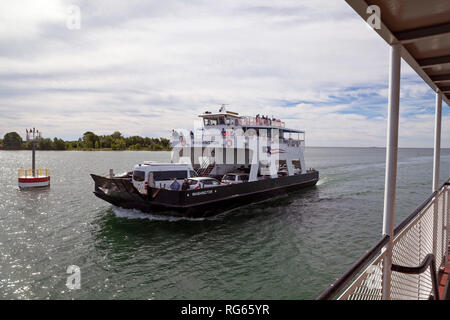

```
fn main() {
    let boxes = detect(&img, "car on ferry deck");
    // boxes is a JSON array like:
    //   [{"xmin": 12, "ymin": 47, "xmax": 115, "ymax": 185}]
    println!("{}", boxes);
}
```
[
  {"xmin": 221, "ymin": 173, "xmax": 249, "ymax": 184},
  {"xmin": 187, "ymin": 177, "xmax": 223, "ymax": 190}
]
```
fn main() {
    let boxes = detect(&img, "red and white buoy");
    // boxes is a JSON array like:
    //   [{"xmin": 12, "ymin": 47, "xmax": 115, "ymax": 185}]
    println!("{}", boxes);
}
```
[{"xmin": 18, "ymin": 128, "xmax": 50, "ymax": 189}]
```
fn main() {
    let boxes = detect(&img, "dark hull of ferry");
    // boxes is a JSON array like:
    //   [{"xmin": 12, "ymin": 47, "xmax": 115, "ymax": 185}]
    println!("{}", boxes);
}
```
[{"xmin": 91, "ymin": 171, "xmax": 319, "ymax": 218}]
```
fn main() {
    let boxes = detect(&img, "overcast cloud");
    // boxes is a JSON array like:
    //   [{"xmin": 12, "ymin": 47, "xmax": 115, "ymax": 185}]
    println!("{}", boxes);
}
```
[{"xmin": 0, "ymin": 0, "xmax": 448, "ymax": 147}]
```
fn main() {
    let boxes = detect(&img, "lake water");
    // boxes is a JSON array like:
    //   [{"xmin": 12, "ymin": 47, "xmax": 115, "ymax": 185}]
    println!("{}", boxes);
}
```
[{"xmin": 0, "ymin": 148, "xmax": 449, "ymax": 299}]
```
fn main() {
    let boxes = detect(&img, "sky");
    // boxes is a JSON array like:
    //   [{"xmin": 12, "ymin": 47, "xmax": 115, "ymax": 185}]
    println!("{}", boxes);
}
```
[{"xmin": 0, "ymin": 0, "xmax": 449, "ymax": 147}]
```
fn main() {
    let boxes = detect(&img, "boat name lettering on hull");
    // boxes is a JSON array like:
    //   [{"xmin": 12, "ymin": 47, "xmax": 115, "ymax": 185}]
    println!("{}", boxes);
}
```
[{"xmin": 192, "ymin": 190, "xmax": 213, "ymax": 196}]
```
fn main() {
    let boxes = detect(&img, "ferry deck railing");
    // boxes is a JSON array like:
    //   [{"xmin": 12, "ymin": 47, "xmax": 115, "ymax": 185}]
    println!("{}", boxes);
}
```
[
  {"xmin": 239, "ymin": 116, "xmax": 285, "ymax": 128},
  {"xmin": 170, "ymin": 131, "xmax": 305, "ymax": 149},
  {"xmin": 317, "ymin": 179, "xmax": 449, "ymax": 300}
]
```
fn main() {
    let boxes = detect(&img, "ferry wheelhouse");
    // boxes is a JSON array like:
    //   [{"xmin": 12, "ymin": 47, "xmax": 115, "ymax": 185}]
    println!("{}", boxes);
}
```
[{"xmin": 91, "ymin": 106, "xmax": 318, "ymax": 217}]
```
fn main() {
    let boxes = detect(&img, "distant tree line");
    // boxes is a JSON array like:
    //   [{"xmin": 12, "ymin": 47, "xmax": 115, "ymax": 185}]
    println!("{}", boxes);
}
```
[{"xmin": 0, "ymin": 131, "xmax": 172, "ymax": 151}]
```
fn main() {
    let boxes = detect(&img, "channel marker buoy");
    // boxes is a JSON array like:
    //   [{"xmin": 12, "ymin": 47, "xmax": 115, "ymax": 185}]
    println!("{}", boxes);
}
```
[{"xmin": 18, "ymin": 128, "xmax": 50, "ymax": 189}]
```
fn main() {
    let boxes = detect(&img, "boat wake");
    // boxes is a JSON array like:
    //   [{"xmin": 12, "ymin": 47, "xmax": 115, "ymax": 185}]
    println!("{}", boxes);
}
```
[
  {"xmin": 111, "ymin": 206, "xmax": 219, "ymax": 222},
  {"xmin": 316, "ymin": 176, "xmax": 328, "ymax": 186}
]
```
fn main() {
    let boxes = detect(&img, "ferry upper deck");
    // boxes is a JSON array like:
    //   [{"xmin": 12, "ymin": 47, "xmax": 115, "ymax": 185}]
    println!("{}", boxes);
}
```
[
  {"xmin": 171, "ymin": 108, "xmax": 306, "ymax": 150},
  {"xmin": 199, "ymin": 108, "xmax": 304, "ymax": 133}
]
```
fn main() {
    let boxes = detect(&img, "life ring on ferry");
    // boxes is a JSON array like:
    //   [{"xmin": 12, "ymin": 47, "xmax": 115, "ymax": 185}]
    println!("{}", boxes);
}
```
[{"xmin": 225, "ymin": 139, "xmax": 233, "ymax": 147}]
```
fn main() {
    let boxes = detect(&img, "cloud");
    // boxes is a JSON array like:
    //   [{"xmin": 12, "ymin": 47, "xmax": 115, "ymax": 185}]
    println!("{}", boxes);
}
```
[{"xmin": 0, "ymin": 0, "xmax": 448, "ymax": 147}]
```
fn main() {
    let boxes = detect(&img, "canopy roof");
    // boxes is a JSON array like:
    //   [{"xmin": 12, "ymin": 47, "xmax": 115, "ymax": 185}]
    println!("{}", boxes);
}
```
[{"xmin": 346, "ymin": 0, "xmax": 450, "ymax": 106}]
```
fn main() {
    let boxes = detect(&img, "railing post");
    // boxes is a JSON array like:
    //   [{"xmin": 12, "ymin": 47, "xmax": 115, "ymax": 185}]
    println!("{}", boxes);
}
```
[
  {"xmin": 32, "ymin": 140, "xmax": 36, "ymax": 177},
  {"xmin": 432, "ymin": 92, "xmax": 442, "ymax": 193},
  {"xmin": 443, "ymin": 185, "xmax": 448, "ymax": 268},
  {"xmin": 432, "ymin": 92, "xmax": 442, "ymax": 266},
  {"xmin": 382, "ymin": 43, "xmax": 401, "ymax": 300},
  {"xmin": 447, "ymin": 185, "xmax": 450, "ymax": 261}
]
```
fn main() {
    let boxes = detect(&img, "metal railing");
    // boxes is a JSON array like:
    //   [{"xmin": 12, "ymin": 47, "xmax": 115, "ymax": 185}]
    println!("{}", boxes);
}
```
[
  {"xmin": 196, "ymin": 157, "xmax": 214, "ymax": 176},
  {"xmin": 239, "ymin": 116, "xmax": 285, "ymax": 128},
  {"xmin": 18, "ymin": 168, "xmax": 50, "ymax": 178},
  {"xmin": 391, "ymin": 253, "xmax": 440, "ymax": 300},
  {"xmin": 317, "ymin": 179, "xmax": 449, "ymax": 300}
]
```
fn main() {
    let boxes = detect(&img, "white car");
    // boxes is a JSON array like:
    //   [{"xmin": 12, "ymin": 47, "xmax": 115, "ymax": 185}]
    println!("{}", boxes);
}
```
[
  {"xmin": 221, "ymin": 173, "xmax": 249, "ymax": 184},
  {"xmin": 186, "ymin": 177, "xmax": 223, "ymax": 190}
]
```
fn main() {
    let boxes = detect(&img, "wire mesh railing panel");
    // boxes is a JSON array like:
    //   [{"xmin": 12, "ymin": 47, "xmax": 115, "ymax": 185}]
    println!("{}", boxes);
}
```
[
  {"xmin": 446, "ymin": 187, "xmax": 450, "ymax": 262},
  {"xmin": 332, "ymin": 182, "xmax": 450, "ymax": 300},
  {"xmin": 338, "ymin": 254, "xmax": 385, "ymax": 300},
  {"xmin": 390, "ymin": 200, "xmax": 435, "ymax": 299},
  {"xmin": 436, "ymin": 191, "xmax": 444, "ymax": 269}
]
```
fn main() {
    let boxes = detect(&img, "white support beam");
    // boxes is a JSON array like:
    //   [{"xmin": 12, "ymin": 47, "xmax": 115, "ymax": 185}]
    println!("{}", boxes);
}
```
[
  {"xmin": 382, "ymin": 43, "xmax": 402, "ymax": 300},
  {"xmin": 433, "ymin": 92, "xmax": 443, "ymax": 192},
  {"xmin": 432, "ymin": 91, "xmax": 442, "ymax": 266}
]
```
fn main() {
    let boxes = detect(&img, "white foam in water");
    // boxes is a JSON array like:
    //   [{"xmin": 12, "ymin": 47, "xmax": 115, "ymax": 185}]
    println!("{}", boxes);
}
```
[
  {"xmin": 317, "ymin": 176, "xmax": 328, "ymax": 186},
  {"xmin": 111, "ymin": 206, "xmax": 217, "ymax": 222}
]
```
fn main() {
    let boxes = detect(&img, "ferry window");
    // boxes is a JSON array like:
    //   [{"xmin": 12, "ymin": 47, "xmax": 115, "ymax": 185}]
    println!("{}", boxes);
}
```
[
  {"xmin": 259, "ymin": 129, "xmax": 267, "ymax": 137},
  {"xmin": 189, "ymin": 170, "xmax": 198, "ymax": 177},
  {"xmin": 133, "ymin": 170, "xmax": 146, "ymax": 182},
  {"xmin": 238, "ymin": 175, "xmax": 249, "ymax": 181},
  {"xmin": 153, "ymin": 170, "xmax": 188, "ymax": 180},
  {"xmin": 204, "ymin": 118, "xmax": 218, "ymax": 126},
  {"xmin": 209, "ymin": 118, "xmax": 218, "ymax": 125},
  {"xmin": 225, "ymin": 118, "xmax": 231, "ymax": 125},
  {"xmin": 204, "ymin": 179, "xmax": 220, "ymax": 185},
  {"xmin": 224, "ymin": 175, "xmax": 236, "ymax": 181},
  {"xmin": 187, "ymin": 179, "xmax": 198, "ymax": 185},
  {"xmin": 271, "ymin": 129, "xmax": 279, "ymax": 139}
]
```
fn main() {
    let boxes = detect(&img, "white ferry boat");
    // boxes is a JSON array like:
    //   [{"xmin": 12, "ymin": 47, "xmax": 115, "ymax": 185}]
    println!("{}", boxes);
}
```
[{"xmin": 91, "ymin": 106, "xmax": 319, "ymax": 217}]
